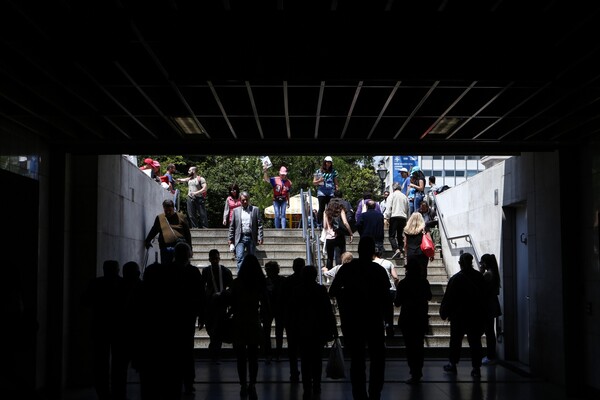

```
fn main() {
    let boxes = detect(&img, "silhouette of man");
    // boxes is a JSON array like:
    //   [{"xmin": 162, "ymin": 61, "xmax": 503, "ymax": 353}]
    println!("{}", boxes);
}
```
[
  {"xmin": 280, "ymin": 257, "xmax": 306, "ymax": 383},
  {"xmin": 139, "ymin": 243, "xmax": 204, "ymax": 399},
  {"xmin": 112, "ymin": 261, "xmax": 142, "ymax": 400},
  {"xmin": 201, "ymin": 249, "xmax": 234, "ymax": 363},
  {"xmin": 439, "ymin": 252, "xmax": 487, "ymax": 378},
  {"xmin": 328, "ymin": 237, "xmax": 390, "ymax": 400},
  {"xmin": 82, "ymin": 260, "xmax": 123, "ymax": 400}
]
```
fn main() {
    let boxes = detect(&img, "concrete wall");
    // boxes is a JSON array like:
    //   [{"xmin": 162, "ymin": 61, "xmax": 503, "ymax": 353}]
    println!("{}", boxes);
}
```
[
  {"xmin": 435, "ymin": 152, "xmax": 567, "ymax": 385},
  {"xmin": 96, "ymin": 155, "xmax": 170, "ymax": 272},
  {"xmin": 65, "ymin": 154, "xmax": 170, "ymax": 386}
]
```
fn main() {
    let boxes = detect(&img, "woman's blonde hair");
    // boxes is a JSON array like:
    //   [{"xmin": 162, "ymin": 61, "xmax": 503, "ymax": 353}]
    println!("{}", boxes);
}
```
[
  {"xmin": 404, "ymin": 212, "xmax": 425, "ymax": 235},
  {"xmin": 340, "ymin": 252, "xmax": 353, "ymax": 264}
]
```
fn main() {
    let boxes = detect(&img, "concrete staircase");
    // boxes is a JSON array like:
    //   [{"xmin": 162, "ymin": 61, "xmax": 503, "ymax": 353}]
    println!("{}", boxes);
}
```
[{"xmin": 189, "ymin": 228, "xmax": 473, "ymax": 355}]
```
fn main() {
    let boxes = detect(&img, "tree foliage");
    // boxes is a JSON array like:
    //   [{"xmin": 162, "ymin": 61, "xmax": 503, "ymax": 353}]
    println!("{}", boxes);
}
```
[{"xmin": 140, "ymin": 154, "xmax": 381, "ymax": 227}]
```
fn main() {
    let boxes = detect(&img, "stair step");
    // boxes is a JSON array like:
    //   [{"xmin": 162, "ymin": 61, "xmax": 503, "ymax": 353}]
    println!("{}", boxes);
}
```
[{"xmin": 187, "ymin": 228, "xmax": 453, "ymax": 350}]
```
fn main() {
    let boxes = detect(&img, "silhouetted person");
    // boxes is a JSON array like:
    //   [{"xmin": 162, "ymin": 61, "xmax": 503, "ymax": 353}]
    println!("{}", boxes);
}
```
[
  {"xmin": 262, "ymin": 260, "xmax": 285, "ymax": 363},
  {"xmin": 394, "ymin": 259, "xmax": 432, "ymax": 384},
  {"xmin": 112, "ymin": 261, "xmax": 143, "ymax": 400},
  {"xmin": 201, "ymin": 249, "xmax": 233, "ymax": 363},
  {"xmin": 139, "ymin": 242, "xmax": 204, "ymax": 399},
  {"xmin": 440, "ymin": 252, "xmax": 487, "ymax": 378},
  {"xmin": 290, "ymin": 265, "xmax": 337, "ymax": 399},
  {"xmin": 229, "ymin": 254, "xmax": 269, "ymax": 399},
  {"xmin": 328, "ymin": 236, "xmax": 390, "ymax": 400},
  {"xmin": 479, "ymin": 253, "xmax": 502, "ymax": 365},
  {"xmin": 82, "ymin": 260, "xmax": 123, "ymax": 400},
  {"xmin": 280, "ymin": 257, "xmax": 305, "ymax": 383}
]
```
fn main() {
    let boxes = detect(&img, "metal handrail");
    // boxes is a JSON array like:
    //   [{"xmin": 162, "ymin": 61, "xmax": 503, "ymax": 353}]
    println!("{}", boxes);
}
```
[
  {"xmin": 431, "ymin": 191, "xmax": 480, "ymax": 264},
  {"xmin": 300, "ymin": 189, "xmax": 323, "ymax": 283}
]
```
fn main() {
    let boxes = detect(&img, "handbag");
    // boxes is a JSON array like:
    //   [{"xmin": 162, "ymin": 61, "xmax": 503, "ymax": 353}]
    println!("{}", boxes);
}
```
[
  {"xmin": 420, "ymin": 231, "xmax": 435, "ymax": 258},
  {"xmin": 325, "ymin": 338, "xmax": 346, "ymax": 379}
]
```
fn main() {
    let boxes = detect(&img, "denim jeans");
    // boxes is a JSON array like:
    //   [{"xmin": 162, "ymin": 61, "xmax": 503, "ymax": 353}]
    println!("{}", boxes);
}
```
[
  {"xmin": 235, "ymin": 235, "xmax": 256, "ymax": 270},
  {"xmin": 273, "ymin": 200, "xmax": 287, "ymax": 229},
  {"xmin": 187, "ymin": 196, "xmax": 208, "ymax": 228}
]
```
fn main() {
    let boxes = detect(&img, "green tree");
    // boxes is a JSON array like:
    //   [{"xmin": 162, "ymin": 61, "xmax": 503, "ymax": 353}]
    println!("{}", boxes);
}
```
[{"xmin": 143, "ymin": 155, "xmax": 381, "ymax": 228}]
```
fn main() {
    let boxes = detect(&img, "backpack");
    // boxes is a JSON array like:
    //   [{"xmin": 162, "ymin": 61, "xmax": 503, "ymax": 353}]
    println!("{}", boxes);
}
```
[
  {"xmin": 328, "ymin": 198, "xmax": 356, "ymax": 233},
  {"xmin": 332, "ymin": 215, "xmax": 350, "ymax": 236},
  {"xmin": 435, "ymin": 185, "xmax": 450, "ymax": 194},
  {"xmin": 344, "ymin": 204, "xmax": 357, "ymax": 233}
]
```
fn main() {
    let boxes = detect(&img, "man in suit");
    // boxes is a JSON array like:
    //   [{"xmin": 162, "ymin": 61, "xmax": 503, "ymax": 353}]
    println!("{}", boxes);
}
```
[{"xmin": 228, "ymin": 191, "xmax": 264, "ymax": 270}]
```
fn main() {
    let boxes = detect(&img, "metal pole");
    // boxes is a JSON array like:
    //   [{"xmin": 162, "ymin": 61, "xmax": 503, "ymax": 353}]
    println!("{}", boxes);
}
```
[
  {"xmin": 308, "ymin": 188, "xmax": 323, "ymax": 284},
  {"xmin": 301, "ymin": 189, "xmax": 312, "ymax": 266}
]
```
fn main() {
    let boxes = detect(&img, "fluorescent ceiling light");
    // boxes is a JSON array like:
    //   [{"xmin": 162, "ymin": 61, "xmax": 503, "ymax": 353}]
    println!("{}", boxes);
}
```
[
  {"xmin": 430, "ymin": 117, "xmax": 460, "ymax": 135},
  {"xmin": 173, "ymin": 117, "xmax": 205, "ymax": 135}
]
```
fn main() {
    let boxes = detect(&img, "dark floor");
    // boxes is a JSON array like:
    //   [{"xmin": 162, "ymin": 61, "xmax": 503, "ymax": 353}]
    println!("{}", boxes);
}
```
[{"xmin": 61, "ymin": 357, "xmax": 583, "ymax": 400}]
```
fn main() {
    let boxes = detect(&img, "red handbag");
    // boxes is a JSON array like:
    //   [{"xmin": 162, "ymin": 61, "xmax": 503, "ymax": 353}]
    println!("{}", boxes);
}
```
[{"xmin": 420, "ymin": 231, "xmax": 435, "ymax": 258}]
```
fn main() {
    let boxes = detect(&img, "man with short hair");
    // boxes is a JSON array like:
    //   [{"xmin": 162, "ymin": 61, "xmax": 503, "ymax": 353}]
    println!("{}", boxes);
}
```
[
  {"xmin": 177, "ymin": 166, "xmax": 208, "ymax": 228},
  {"xmin": 384, "ymin": 182, "xmax": 410, "ymax": 259},
  {"xmin": 228, "ymin": 191, "xmax": 264, "ymax": 270},
  {"xmin": 356, "ymin": 200, "xmax": 385, "ymax": 254}
]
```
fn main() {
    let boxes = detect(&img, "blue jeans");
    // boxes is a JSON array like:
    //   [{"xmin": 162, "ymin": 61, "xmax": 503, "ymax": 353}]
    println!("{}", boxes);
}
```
[
  {"xmin": 273, "ymin": 200, "xmax": 287, "ymax": 229},
  {"xmin": 413, "ymin": 192, "xmax": 425, "ymax": 214},
  {"xmin": 235, "ymin": 234, "xmax": 256, "ymax": 270},
  {"xmin": 187, "ymin": 196, "xmax": 208, "ymax": 228}
]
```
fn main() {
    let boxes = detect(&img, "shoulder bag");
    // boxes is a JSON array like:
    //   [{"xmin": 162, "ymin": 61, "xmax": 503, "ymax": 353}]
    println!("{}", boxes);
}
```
[{"xmin": 420, "ymin": 231, "xmax": 435, "ymax": 258}]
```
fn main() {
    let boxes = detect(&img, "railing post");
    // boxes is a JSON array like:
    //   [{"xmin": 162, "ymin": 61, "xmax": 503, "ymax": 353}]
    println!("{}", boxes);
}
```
[{"xmin": 300, "ymin": 189, "xmax": 312, "ymax": 266}]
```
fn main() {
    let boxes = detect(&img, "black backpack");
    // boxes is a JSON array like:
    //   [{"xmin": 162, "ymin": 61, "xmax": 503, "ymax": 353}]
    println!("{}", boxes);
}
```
[{"xmin": 332, "ymin": 215, "xmax": 351, "ymax": 236}]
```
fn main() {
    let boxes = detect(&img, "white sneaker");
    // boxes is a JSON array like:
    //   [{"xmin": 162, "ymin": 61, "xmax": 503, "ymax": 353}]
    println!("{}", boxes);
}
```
[{"xmin": 482, "ymin": 356, "xmax": 496, "ymax": 365}]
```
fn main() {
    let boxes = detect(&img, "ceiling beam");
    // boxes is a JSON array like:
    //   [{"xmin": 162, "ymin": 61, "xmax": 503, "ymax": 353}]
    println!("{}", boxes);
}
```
[
  {"xmin": 366, "ymin": 81, "xmax": 400, "ymax": 140},
  {"xmin": 420, "ymin": 81, "xmax": 477, "ymax": 140},
  {"xmin": 393, "ymin": 81, "xmax": 439, "ymax": 140},
  {"xmin": 76, "ymin": 63, "xmax": 154, "ymax": 139},
  {"xmin": 246, "ymin": 81, "xmax": 264, "ymax": 140},
  {"xmin": 114, "ymin": 62, "xmax": 184, "ymax": 139},
  {"xmin": 208, "ymin": 81, "xmax": 237, "ymax": 139},
  {"xmin": 340, "ymin": 81, "xmax": 362, "ymax": 139},
  {"xmin": 283, "ymin": 81, "xmax": 291, "ymax": 139},
  {"xmin": 314, "ymin": 81, "xmax": 325, "ymax": 139},
  {"xmin": 131, "ymin": 23, "xmax": 210, "ymax": 139}
]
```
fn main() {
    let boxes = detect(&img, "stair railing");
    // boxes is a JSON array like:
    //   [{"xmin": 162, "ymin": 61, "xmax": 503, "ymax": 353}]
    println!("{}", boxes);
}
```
[
  {"xmin": 431, "ymin": 192, "xmax": 481, "ymax": 264},
  {"xmin": 300, "ymin": 189, "xmax": 323, "ymax": 283}
]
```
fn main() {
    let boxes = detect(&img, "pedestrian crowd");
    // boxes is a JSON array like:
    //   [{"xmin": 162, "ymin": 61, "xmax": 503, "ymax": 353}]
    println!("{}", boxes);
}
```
[
  {"xmin": 85, "ymin": 238, "xmax": 500, "ymax": 400},
  {"xmin": 82, "ymin": 156, "xmax": 500, "ymax": 399}
]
